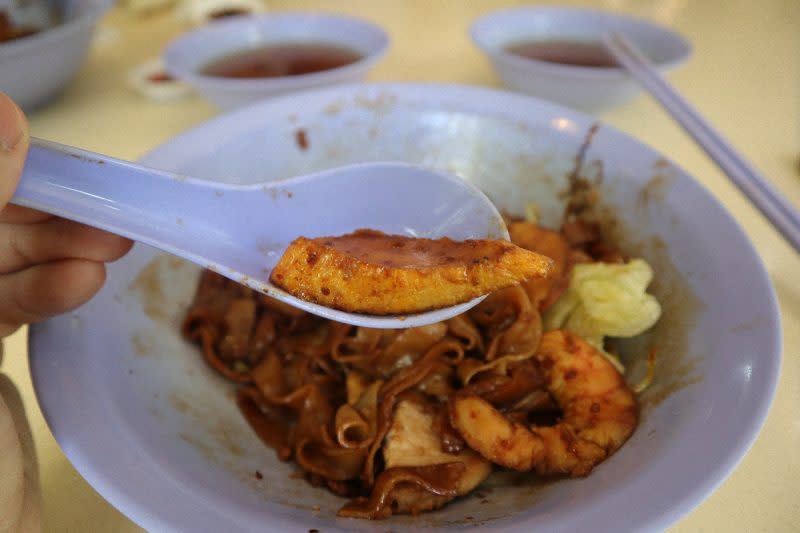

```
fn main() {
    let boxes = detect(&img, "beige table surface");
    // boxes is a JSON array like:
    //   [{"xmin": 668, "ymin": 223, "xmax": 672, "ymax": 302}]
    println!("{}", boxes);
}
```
[{"xmin": 3, "ymin": 0, "xmax": 799, "ymax": 531}]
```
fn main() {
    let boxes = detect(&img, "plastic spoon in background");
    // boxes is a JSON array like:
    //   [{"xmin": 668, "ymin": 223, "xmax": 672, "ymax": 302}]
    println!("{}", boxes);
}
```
[
  {"xmin": 13, "ymin": 138, "xmax": 508, "ymax": 328},
  {"xmin": 603, "ymin": 31, "xmax": 800, "ymax": 253}
]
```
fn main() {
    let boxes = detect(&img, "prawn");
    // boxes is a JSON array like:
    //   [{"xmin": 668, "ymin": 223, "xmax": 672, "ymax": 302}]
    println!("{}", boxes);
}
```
[{"xmin": 449, "ymin": 330, "xmax": 637, "ymax": 477}]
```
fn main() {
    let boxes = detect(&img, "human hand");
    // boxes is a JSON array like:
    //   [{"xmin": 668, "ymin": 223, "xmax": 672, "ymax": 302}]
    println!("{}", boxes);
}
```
[{"xmin": 0, "ymin": 93, "xmax": 133, "ymax": 337}]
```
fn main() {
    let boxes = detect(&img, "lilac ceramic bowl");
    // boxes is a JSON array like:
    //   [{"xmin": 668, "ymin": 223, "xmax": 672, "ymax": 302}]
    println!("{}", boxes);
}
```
[
  {"xmin": 31, "ymin": 84, "xmax": 780, "ymax": 532},
  {"xmin": 0, "ymin": 0, "xmax": 109, "ymax": 110}
]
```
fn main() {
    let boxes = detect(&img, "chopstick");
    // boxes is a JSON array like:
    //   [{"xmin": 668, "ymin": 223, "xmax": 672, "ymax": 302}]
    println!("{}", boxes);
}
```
[{"xmin": 603, "ymin": 31, "xmax": 800, "ymax": 253}]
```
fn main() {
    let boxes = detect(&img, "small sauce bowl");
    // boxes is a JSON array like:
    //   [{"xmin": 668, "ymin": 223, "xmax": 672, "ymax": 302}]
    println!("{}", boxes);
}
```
[
  {"xmin": 164, "ymin": 12, "xmax": 389, "ymax": 110},
  {"xmin": 0, "ymin": 0, "xmax": 110, "ymax": 111},
  {"xmin": 470, "ymin": 6, "xmax": 691, "ymax": 113}
]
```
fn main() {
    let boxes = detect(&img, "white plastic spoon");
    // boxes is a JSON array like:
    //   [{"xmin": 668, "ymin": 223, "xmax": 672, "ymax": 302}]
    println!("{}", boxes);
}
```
[{"xmin": 13, "ymin": 138, "xmax": 508, "ymax": 328}]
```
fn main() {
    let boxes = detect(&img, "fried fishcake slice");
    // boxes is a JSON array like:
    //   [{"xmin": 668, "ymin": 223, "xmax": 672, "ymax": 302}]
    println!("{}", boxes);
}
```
[{"xmin": 270, "ymin": 229, "xmax": 554, "ymax": 315}]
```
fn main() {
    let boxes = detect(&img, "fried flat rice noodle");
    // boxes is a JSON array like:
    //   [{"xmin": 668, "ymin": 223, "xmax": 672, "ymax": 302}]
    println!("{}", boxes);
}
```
[{"xmin": 181, "ymin": 219, "xmax": 646, "ymax": 519}]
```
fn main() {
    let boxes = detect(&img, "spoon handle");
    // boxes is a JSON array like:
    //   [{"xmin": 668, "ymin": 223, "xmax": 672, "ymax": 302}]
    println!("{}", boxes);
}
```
[{"xmin": 12, "ymin": 137, "xmax": 209, "ymax": 253}]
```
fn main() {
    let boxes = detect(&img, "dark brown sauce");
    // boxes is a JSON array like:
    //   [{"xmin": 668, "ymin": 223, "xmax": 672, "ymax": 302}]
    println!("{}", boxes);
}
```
[
  {"xmin": 0, "ymin": 11, "xmax": 39, "ymax": 43},
  {"xmin": 504, "ymin": 39, "xmax": 617, "ymax": 68},
  {"xmin": 321, "ymin": 229, "xmax": 507, "ymax": 269},
  {"xmin": 200, "ymin": 43, "xmax": 362, "ymax": 79},
  {"xmin": 208, "ymin": 8, "xmax": 250, "ymax": 19}
]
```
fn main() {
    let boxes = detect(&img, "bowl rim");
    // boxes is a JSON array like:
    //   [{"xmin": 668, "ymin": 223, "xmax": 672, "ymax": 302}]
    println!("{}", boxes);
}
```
[
  {"xmin": 163, "ymin": 11, "xmax": 390, "ymax": 91},
  {"xmin": 0, "ymin": 0, "xmax": 110, "ymax": 57},
  {"xmin": 469, "ymin": 5, "xmax": 692, "ymax": 80}
]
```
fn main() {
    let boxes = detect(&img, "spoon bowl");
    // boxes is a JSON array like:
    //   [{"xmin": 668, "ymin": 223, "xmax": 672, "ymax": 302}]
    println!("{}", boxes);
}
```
[{"xmin": 13, "ymin": 138, "xmax": 507, "ymax": 327}]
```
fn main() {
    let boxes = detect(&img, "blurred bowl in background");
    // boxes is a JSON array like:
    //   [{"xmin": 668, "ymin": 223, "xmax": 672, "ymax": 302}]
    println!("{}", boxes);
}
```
[
  {"xmin": 0, "ymin": 0, "xmax": 110, "ymax": 111},
  {"xmin": 470, "ymin": 6, "xmax": 691, "ymax": 113},
  {"xmin": 163, "ymin": 12, "xmax": 389, "ymax": 110}
]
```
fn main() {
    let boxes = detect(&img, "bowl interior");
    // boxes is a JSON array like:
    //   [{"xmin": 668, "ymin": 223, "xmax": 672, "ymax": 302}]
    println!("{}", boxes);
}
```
[
  {"xmin": 164, "ymin": 12, "xmax": 389, "ymax": 82},
  {"xmin": 30, "ymin": 84, "xmax": 779, "ymax": 532},
  {"xmin": 471, "ymin": 6, "xmax": 690, "ymax": 70}
]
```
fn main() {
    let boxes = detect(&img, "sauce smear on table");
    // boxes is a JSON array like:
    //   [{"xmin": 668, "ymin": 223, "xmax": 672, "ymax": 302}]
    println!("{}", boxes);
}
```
[
  {"xmin": 201, "ymin": 43, "xmax": 362, "ymax": 78},
  {"xmin": 504, "ymin": 39, "xmax": 617, "ymax": 68}
]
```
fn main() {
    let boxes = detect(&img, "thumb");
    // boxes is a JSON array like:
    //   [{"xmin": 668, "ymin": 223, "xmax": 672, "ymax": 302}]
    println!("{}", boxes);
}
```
[{"xmin": 0, "ymin": 93, "xmax": 29, "ymax": 209}]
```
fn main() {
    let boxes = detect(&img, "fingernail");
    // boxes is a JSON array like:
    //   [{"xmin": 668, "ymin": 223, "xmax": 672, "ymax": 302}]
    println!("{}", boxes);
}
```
[{"xmin": 0, "ymin": 92, "xmax": 26, "ymax": 152}]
